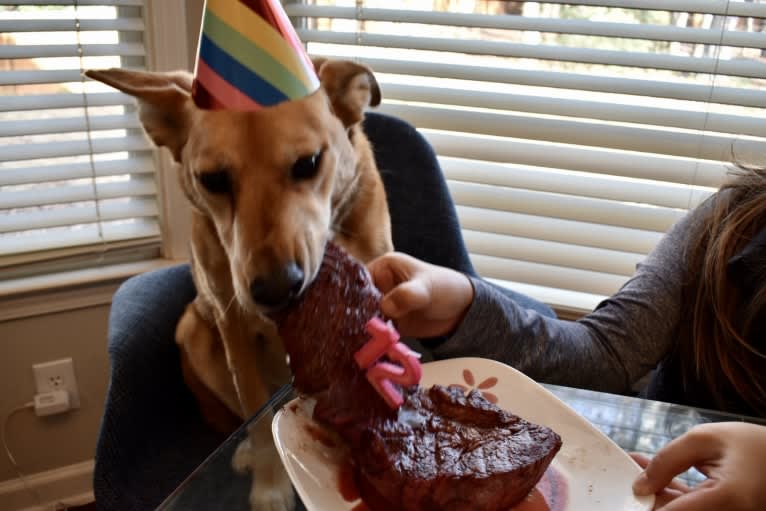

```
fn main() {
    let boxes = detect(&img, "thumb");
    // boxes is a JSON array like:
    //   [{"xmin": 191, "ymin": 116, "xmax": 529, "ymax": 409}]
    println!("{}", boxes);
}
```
[
  {"xmin": 380, "ymin": 279, "xmax": 431, "ymax": 318},
  {"xmin": 367, "ymin": 256, "xmax": 398, "ymax": 294}
]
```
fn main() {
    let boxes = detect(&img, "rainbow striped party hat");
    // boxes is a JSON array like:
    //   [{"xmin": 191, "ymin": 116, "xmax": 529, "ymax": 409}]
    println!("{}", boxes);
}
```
[{"xmin": 192, "ymin": 0, "xmax": 320, "ymax": 111}]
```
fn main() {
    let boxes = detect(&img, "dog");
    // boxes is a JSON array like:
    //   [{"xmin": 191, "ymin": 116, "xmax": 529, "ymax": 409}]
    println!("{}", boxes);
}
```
[{"xmin": 86, "ymin": 58, "xmax": 393, "ymax": 511}]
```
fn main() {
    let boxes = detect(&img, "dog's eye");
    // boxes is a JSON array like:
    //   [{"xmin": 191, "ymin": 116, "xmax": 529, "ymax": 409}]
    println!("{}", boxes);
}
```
[
  {"xmin": 198, "ymin": 170, "xmax": 232, "ymax": 195},
  {"xmin": 291, "ymin": 151, "xmax": 322, "ymax": 181}
]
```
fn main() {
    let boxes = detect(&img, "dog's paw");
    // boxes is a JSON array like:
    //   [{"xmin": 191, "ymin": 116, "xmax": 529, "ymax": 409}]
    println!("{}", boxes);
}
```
[
  {"xmin": 249, "ymin": 479, "xmax": 295, "ymax": 511},
  {"xmin": 249, "ymin": 455, "xmax": 295, "ymax": 511},
  {"xmin": 233, "ymin": 437, "xmax": 295, "ymax": 511},
  {"xmin": 232, "ymin": 437, "xmax": 254, "ymax": 474}
]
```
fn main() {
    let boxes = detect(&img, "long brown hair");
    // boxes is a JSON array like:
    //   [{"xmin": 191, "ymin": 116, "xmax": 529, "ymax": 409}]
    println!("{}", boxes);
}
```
[{"xmin": 682, "ymin": 166, "xmax": 766, "ymax": 413}]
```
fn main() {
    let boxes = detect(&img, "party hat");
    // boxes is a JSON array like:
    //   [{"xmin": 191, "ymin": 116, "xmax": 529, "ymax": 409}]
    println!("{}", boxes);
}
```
[{"xmin": 192, "ymin": 0, "xmax": 320, "ymax": 111}]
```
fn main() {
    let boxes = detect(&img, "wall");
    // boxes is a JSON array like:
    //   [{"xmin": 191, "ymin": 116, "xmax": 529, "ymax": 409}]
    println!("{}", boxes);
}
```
[{"xmin": 0, "ymin": 305, "xmax": 110, "ymax": 504}]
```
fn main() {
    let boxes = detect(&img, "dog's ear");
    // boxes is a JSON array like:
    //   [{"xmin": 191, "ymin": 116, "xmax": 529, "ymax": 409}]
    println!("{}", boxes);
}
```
[
  {"xmin": 315, "ymin": 60, "xmax": 381, "ymax": 128},
  {"xmin": 84, "ymin": 68, "xmax": 193, "ymax": 162},
  {"xmin": 311, "ymin": 56, "xmax": 328, "ymax": 73}
]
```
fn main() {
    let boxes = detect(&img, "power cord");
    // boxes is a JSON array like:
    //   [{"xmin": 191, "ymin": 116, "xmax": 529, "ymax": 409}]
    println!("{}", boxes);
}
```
[{"xmin": 2, "ymin": 401, "xmax": 43, "ymax": 507}]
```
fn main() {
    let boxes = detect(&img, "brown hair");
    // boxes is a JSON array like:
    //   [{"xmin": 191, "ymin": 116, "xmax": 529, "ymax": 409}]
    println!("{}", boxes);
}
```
[{"xmin": 681, "ymin": 166, "xmax": 766, "ymax": 413}]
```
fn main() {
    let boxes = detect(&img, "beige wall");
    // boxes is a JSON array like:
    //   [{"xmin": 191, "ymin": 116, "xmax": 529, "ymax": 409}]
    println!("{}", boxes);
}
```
[{"xmin": 0, "ymin": 305, "xmax": 110, "ymax": 482}]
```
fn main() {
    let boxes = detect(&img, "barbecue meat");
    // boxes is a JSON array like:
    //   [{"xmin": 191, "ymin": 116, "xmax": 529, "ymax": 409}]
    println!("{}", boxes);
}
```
[
  {"xmin": 274, "ymin": 242, "xmax": 384, "ymax": 395},
  {"xmin": 274, "ymin": 242, "xmax": 563, "ymax": 511},
  {"xmin": 274, "ymin": 242, "xmax": 395, "ymax": 436},
  {"xmin": 353, "ymin": 385, "xmax": 562, "ymax": 511}
]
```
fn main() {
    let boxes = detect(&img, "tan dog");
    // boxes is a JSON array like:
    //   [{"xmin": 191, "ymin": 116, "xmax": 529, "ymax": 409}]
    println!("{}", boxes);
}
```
[{"xmin": 86, "ymin": 59, "xmax": 392, "ymax": 511}]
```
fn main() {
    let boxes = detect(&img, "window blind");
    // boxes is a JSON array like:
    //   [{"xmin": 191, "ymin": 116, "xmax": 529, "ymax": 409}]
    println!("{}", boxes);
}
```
[
  {"xmin": 0, "ymin": 0, "xmax": 161, "ymax": 277},
  {"xmin": 287, "ymin": 0, "xmax": 766, "ymax": 310}
]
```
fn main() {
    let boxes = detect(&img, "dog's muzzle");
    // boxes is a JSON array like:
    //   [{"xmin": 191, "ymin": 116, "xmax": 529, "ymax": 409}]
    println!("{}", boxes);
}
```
[{"xmin": 249, "ymin": 261, "xmax": 304, "ymax": 310}]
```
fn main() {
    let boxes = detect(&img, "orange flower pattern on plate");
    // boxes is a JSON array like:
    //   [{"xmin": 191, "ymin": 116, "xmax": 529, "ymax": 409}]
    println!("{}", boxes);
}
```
[{"xmin": 449, "ymin": 368, "xmax": 499, "ymax": 404}]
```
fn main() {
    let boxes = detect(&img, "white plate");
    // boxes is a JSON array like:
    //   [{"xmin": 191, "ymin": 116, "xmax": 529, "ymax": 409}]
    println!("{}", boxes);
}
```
[{"xmin": 272, "ymin": 357, "xmax": 654, "ymax": 510}]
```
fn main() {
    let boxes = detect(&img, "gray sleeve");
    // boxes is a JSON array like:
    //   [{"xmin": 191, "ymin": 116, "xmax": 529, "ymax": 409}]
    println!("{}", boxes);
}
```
[{"xmin": 431, "ymin": 202, "xmax": 709, "ymax": 394}]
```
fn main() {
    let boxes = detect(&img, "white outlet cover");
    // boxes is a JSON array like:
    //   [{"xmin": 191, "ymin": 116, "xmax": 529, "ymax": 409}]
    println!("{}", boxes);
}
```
[{"xmin": 32, "ymin": 358, "xmax": 80, "ymax": 409}]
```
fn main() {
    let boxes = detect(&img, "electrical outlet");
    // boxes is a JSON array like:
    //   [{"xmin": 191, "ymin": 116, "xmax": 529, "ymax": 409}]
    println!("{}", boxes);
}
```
[{"xmin": 32, "ymin": 358, "xmax": 80, "ymax": 409}]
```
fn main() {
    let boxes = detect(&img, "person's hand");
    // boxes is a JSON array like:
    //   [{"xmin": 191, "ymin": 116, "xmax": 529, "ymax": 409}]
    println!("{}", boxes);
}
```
[
  {"xmin": 631, "ymin": 453, "xmax": 691, "ymax": 508},
  {"xmin": 366, "ymin": 252, "xmax": 474, "ymax": 338},
  {"xmin": 632, "ymin": 422, "xmax": 766, "ymax": 511}
]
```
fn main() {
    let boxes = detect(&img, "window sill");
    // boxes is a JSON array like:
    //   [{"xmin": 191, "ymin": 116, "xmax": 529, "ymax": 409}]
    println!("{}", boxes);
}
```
[{"xmin": 0, "ymin": 258, "xmax": 186, "ymax": 322}]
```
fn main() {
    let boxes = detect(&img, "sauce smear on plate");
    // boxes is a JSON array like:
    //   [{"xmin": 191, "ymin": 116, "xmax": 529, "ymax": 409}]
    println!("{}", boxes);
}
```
[
  {"xmin": 304, "ymin": 423, "xmax": 338, "ymax": 449},
  {"xmin": 513, "ymin": 489, "xmax": 549, "ymax": 511},
  {"xmin": 338, "ymin": 457, "xmax": 360, "ymax": 502},
  {"xmin": 512, "ymin": 466, "xmax": 568, "ymax": 511}
]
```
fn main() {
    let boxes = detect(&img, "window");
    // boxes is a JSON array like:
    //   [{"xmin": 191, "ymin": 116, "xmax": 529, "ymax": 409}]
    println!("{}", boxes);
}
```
[
  {"xmin": 0, "ymin": 0, "xmax": 161, "ymax": 280},
  {"xmin": 288, "ymin": 0, "xmax": 766, "ymax": 311}
]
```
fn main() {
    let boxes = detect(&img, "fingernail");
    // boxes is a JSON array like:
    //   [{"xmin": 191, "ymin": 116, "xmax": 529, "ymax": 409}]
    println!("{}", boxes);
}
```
[{"xmin": 632, "ymin": 472, "xmax": 650, "ymax": 495}]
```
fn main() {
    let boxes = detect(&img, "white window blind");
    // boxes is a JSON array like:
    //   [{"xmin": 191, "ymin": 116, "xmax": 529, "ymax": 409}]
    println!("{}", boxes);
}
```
[
  {"xmin": 287, "ymin": 0, "xmax": 766, "ymax": 311},
  {"xmin": 0, "ymin": 0, "xmax": 161, "ymax": 279}
]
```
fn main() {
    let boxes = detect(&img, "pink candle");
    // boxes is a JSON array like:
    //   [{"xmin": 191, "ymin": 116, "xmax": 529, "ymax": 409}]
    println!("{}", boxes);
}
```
[{"xmin": 354, "ymin": 317, "xmax": 423, "ymax": 409}]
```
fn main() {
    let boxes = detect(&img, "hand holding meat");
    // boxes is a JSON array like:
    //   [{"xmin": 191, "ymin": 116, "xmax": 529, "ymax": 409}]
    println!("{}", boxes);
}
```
[{"xmin": 367, "ymin": 251, "xmax": 475, "ymax": 338}]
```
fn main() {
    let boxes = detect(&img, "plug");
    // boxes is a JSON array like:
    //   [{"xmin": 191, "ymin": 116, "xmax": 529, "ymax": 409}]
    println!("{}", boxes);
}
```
[{"xmin": 33, "ymin": 389, "xmax": 71, "ymax": 417}]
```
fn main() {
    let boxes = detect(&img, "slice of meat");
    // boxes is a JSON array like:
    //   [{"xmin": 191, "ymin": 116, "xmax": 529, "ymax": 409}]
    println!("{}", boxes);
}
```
[
  {"xmin": 274, "ymin": 242, "xmax": 397, "ymax": 438},
  {"xmin": 352, "ymin": 385, "xmax": 562, "ymax": 511},
  {"xmin": 274, "ymin": 242, "xmax": 384, "ymax": 395}
]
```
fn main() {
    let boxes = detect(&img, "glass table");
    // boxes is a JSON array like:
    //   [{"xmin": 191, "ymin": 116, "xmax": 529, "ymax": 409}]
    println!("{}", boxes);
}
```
[{"xmin": 158, "ymin": 383, "xmax": 765, "ymax": 510}]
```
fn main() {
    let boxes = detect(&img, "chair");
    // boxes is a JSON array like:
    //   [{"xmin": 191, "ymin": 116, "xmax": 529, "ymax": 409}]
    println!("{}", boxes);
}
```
[{"xmin": 93, "ymin": 112, "xmax": 555, "ymax": 510}]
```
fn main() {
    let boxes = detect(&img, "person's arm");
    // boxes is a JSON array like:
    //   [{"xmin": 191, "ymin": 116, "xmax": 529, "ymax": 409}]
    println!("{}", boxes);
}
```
[
  {"xmin": 433, "ymin": 205, "xmax": 705, "ymax": 392},
  {"xmin": 632, "ymin": 422, "xmax": 766, "ymax": 511},
  {"xmin": 371, "ymin": 200, "xmax": 710, "ymax": 394}
]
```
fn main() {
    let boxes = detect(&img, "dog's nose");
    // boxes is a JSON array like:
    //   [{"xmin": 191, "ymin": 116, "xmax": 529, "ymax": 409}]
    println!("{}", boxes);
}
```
[{"xmin": 250, "ymin": 262, "xmax": 304, "ymax": 309}]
